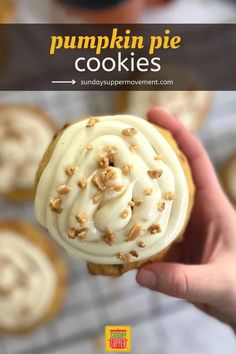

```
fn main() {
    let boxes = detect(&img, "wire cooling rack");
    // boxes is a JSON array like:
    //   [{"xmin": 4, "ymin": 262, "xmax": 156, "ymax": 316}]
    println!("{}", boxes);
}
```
[{"xmin": 0, "ymin": 90, "xmax": 236, "ymax": 354}]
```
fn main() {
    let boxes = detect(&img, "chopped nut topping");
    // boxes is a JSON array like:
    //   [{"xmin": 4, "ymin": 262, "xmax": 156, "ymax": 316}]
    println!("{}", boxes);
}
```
[
  {"xmin": 144, "ymin": 188, "xmax": 153, "ymax": 196},
  {"xmin": 85, "ymin": 144, "xmax": 93, "ymax": 151},
  {"xmin": 78, "ymin": 228, "xmax": 89, "ymax": 241},
  {"xmin": 92, "ymin": 168, "xmax": 118, "ymax": 191},
  {"xmin": 65, "ymin": 165, "xmax": 76, "ymax": 176},
  {"xmin": 78, "ymin": 179, "xmax": 87, "ymax": 189},
  {"xmin": 134, "ymin": 198, "xmax": 143, "ymax": 206},
  {"xmin": 148, "ymin": 224, "xmax": 161, "ymax": 234},
  {"xmin": 122, "ymin": 127, "xmax": 138, "ymax": 137},
  {"xmin": 138, "ymin": 241, "xmax": 146, "ymax": 248},
  {"xmin": 57, "ymin": 184, "xmax": 71, "ymax": 195},
  {"xmin": 75, "ymin": 212, "xmax": 88, "ymax": 224},
  {"xmin": 92, "ymin": 194, "xmax": 102, "ymax": 204},
  {"xmin": 98, "ymin": 154, "xmax": 109, "ymax": 169},
  {"xmin": 120, "ymin": 210, "xmax": 128, "ymax": 219},
  {"xmin": 68, "ymin": 228, "xmax": 78, "ymax": 239},
  {"xmin": 68, "ymin": 227, "xmax": 89, "ymax": 240},
  {"xmin": 113, "ymin": 184, "xmax": 123, "ymax": 192},
  {"xmin": 122, "ymin": 164, "xmax": 132, "ymax": 176},
  {"xmin": 154, "ymin": 155, "xmax": 163, "ymax": 161},
  {"xmin": 127, "ymin": 224, "xmax": 142, "ymax": 241},
  {"xmin": 49, "ymin": 197, "xmax": 63, "ymax": 214},
  {"xmin": 128, "ymin": 200, "xmax": 135, "ymax": 207},
  {"xmin": 107, "ymin": 185, "xmax": 119, "ymax": 194},
  {"xmin": 117, "ymin": 252, "xmax": 126, "ymax": 261},
  {"xmin": 129, "ymin": 144, "xmax": 139, "ymax": 152},
  {"xmin": 105, "ymin": 146, "xmax": 117, "ymax": 155},
  {"xmin": 102, "ymin": 167, "xmax": 116, "ymax": 181},
  {"xmin": 130, "ymin": 250, "xmax": 139, "ymax": 258},
  {"xmin": 92, "ymin": 174, "xmax": 106, "ymax": 191},
  {"xmin": 92, "ymin": 239, "xmax": 100, "ymax": 244},
  {"xmin": 105, "ymin": 146, "xmax": 117, "ymax": 162},
  {"xmin": 147, "ymin": 169, "xmax": 163, "ymax": 179},
  {"xmin": 117, "ymin": 252, "xmax": 130, "ymax": 262},
  {"xmin": 158, "ymin": 202, "xmax": 165, "ymax": 212},
  {"xmin": 0, "ymin": 285, "xmax": 14, "ymax": 297},
  {"xmin": 86, "ymin": 117, "xmax": 99, "ymax": 128},
  {"xmin": 103, "ymin": 229, "xmax": 116, "ymax": 246},
  {"xmin": 165, "ymin": 192, "xmax": 176, "ymax": 201}
]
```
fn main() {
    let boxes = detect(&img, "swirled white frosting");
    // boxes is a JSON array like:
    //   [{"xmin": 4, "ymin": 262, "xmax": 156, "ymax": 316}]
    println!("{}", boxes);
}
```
[
  {"xmin": 35, "ymin": 115, "xmax": 189, "ymax": 264},
  {"xmin": 226, "ymin": 156, "xmax": 236, "ymax": 201},
  {"xmin": 125, "ymin": 91, "xmax": 210, "ymax": 131},
  {"xmin": 0, "ymin": 229, "xmax": 56, "ymax": 330},
  {"xmin": 0, "ymin": 106, "xmax": 54, "ymax": 193}
]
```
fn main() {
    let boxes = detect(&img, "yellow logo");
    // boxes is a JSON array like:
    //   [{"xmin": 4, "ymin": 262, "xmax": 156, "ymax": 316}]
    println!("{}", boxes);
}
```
[{"xmin": 105, "ymin": 326, "xmax": 131, "ymax": 352}]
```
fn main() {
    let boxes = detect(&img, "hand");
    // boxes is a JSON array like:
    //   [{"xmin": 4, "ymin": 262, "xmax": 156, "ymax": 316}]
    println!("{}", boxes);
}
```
[{"xmin": 136, "ymin": 107, "xmax": 236, "ymax": 329}]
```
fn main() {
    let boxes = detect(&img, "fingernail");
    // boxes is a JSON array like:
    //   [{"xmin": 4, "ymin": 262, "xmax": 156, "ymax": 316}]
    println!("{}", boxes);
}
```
[{"xmin": 137, "ymin": 269, "xmax": 156, "ymax": 289}]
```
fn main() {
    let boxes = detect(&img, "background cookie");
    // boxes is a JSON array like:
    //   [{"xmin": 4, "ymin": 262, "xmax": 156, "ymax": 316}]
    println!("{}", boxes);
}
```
[
  {"xmin": 0, "ymin": 220, "xmax": 68, "ymax": 335},
  {"xmin": 0, "ymin": 105, "xmax": 56, "ymax": 202},
  {"xmin": 117, "ymin": 91, "xmax": 212, "ymax": 132}
]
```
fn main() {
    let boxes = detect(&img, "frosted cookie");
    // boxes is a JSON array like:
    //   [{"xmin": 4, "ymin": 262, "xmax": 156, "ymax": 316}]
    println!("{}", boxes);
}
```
[
  {"xmin": 0, "ymin": 105, "xmax": 55, "ymax": 202},
  {"xmin": 0, "ymin": 220, "xmax": 67, "ymax": 334},
  {"xmin": 35, "ymin": 115, "xmax": 195, "ymax": 276},
  {"xmin": 118, "ymin": 91, "xmax": 211, "ymax": 132},
  {"xmin": 221, "ymin": 153, "xmax": 236, "ymax": 207}
]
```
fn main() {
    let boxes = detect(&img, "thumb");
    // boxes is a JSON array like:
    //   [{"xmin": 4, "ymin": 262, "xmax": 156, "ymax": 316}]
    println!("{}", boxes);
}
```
[{"xmin": 137, "ymin": 262, "xmax": 220, "ymax": 303}]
